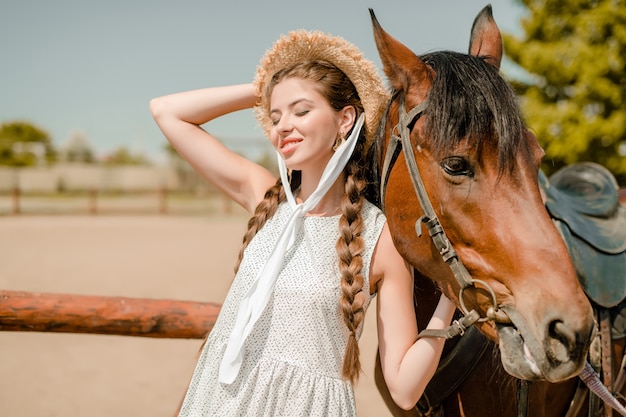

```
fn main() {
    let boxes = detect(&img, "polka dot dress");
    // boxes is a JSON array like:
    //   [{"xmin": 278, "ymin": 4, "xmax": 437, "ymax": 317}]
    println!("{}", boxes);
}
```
[{"xmin": 178, "ymin": 201, "xmax": 386, "ymax": 417}]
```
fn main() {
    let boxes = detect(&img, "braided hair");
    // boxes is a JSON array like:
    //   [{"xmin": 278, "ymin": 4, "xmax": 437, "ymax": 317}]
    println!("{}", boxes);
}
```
[{"xmin": 235, "ymin": 60, "xmax": 369, "ymax": 383}]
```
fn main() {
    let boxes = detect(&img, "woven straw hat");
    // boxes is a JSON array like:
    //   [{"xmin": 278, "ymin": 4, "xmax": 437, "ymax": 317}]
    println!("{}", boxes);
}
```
[{"xmin": 253, "ymin": 30, "xmax": 389, "ymax": 150}]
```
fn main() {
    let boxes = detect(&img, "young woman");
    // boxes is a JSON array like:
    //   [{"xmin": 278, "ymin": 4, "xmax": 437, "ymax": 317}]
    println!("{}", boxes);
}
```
[{"xmin": 150, "ymin": 30, "xmax": 456, "ymax": 416}]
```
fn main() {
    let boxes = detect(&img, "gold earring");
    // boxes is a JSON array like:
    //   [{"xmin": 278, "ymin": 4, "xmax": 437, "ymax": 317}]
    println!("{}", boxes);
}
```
[{"xmin": 333, "ymin": 132, "xmax": 345, "ymax": 151}]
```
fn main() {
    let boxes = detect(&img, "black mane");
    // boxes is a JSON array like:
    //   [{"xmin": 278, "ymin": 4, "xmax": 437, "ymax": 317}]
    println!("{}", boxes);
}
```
[
  {"xmin": 420, "ymin": 50, "xmax": 525, "ymax": 174},
  {"xmin": 367, "ymin": 50, "xmax": 528, "ymax": 208}
]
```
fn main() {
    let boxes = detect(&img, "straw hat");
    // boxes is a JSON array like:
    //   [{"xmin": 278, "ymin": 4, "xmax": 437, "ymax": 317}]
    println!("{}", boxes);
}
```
[{"xmin": 253, "ymin": 30, "xmax": 389, "ymax": 150}]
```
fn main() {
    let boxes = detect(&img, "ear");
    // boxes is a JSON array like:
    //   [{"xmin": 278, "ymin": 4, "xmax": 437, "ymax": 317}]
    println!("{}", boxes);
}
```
[
  {"xmin": 468, "ymin": 4, "xmax": 503, "ymax": 69},
  {"xmin": 339, "ymin": 106, "xmax": 357, "ymax": 135},
  {"xmin": 369, "ymin": 8, "xmax": 432, "ymax": 100}
]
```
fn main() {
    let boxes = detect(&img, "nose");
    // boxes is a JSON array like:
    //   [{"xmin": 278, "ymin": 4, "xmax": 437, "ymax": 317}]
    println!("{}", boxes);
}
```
[
  {"xmin": 274, "ymin": 113, "xmax": 295, "ymax": 135},
  {"xmin": 272, "ymin": 120, "xmax": 294, "ymax": 148},
  {"xmin": 545, "ymin": 316, "xmax": 591, "ymax": 366}
]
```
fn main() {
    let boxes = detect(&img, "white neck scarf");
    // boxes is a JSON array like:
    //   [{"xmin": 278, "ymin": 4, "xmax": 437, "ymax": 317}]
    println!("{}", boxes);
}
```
[{"xmin": 218, "ymin": 114, "xmax": 365, "ymax": 384}]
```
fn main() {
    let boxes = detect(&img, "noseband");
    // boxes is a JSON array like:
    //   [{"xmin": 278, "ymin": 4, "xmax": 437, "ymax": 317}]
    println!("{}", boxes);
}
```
[
  {"xmin": 377, "ymin": 92, "xmax": 506, "ymax": 328},
  {"xmin": 377, "ymin": 90, "xmax": 626, "ymax": 417}
]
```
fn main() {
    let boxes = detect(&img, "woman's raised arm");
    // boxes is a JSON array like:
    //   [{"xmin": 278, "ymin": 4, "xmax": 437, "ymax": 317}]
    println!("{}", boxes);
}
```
[{"xmin": 150, "ymin": 84, "xmax": 277, "ymax": 214}]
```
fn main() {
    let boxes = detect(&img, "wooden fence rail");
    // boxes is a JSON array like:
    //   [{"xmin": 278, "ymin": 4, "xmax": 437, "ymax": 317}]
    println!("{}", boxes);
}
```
[{"xmin": 0, "ymin": 290, "xmax": 219, "ymax": 339}]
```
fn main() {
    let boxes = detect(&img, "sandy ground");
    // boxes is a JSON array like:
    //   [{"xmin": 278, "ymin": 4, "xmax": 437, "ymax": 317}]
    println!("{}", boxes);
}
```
[{"xmin": 0, "ymin": 212, "xmax": 393, "ymax": 417}]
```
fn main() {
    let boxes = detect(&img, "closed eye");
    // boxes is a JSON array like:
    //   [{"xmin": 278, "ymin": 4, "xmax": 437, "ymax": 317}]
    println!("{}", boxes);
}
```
[{"xmin": 271, "ymin": 109, "xmax": 310, "ymax": 126}]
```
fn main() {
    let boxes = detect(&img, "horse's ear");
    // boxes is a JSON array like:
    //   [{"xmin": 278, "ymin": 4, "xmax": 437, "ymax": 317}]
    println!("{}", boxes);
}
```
[
  {"xmin": 468, "ymin": 4, "xmax": 503, "ymax": 70},
  {"xmin": 369, "ymin": 8, "xmax": 432, "ymax": 98}
]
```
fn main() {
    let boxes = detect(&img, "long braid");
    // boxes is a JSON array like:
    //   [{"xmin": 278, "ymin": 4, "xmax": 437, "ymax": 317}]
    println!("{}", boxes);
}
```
[
  {"xmin": 337, "ymin": 155, "xmax": 367, "ymax": 383},
  {"xmin": 262, "ymin": 60, "xmax": 370, "ymax": 384},
  {"xmin": 234, "ymin": 177, "xmax": 291, "ymax": 274}
]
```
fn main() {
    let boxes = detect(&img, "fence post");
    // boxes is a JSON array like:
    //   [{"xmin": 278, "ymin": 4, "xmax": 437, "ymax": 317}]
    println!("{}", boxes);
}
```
[
  {"xmin": 11, "ymin": 186, "xmax": 20, "ymax": 215},
  {"xmin": 221, "ymin": 193, "xmax": 232, "ymax": 215},
  {"xmin": 88, "ymin": 188, "xmax": 98, "ymax": 215},
  {"xmin": 159, "ymin": 187, "xmax": 168, "ymax": 214}
]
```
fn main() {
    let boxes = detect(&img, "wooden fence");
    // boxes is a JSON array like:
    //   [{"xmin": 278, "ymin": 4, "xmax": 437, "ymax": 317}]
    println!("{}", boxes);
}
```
[
  {"xmin": 0, "ymin": 290, "xmax": 218, "ymax": 339},
  {"xmin": 0, "ymin": 187, "xmax": 239, "ymax": 216}
]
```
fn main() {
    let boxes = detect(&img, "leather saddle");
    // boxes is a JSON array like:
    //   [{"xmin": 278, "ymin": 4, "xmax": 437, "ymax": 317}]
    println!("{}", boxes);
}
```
[
  {"xmin": 539, "ymin": 162, "xmax": 626, "ymax": 308},
  {"xmin": 416, "ymin": 162, "xmax": 626, "ymax": 416}
]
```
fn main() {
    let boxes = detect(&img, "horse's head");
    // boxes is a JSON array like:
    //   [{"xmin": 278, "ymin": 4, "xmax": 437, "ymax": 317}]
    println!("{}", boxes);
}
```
[{"xmin": 370, "ymin": 5, "xmax": 594, "ymax": 383}]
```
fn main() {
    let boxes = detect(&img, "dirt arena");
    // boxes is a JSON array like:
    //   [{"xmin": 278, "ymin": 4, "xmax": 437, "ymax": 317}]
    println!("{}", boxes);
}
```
[{"xmin": 0, "ymin": 212, "xmax": 393, "ymax": 417}]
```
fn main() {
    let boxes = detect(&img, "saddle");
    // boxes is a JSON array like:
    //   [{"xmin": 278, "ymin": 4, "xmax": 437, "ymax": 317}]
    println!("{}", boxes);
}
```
[
  {"xmin": 539, "ymin": 162, "xmax": 626, "ymax": 308},
  {"xmin": 415, "ymin": 163, "xmax": 626, "ymax": 417}
]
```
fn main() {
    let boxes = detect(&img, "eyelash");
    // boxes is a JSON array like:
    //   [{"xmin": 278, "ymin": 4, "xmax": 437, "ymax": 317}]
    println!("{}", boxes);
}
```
[{"xmin": 271, "ymin": 110, "xmax": 310, "ymax": 126}]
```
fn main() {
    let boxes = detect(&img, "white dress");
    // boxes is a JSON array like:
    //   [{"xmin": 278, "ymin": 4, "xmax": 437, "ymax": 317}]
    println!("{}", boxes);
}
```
[{"xmin": 178, "ymin": 200, "xmax": 386, "ymax": 417}]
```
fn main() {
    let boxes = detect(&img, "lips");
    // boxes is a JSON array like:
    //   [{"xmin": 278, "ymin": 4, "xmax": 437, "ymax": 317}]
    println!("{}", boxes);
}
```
[{"xmin": 280, "ymin": 138, "xmax": 302, "ymax": 154}]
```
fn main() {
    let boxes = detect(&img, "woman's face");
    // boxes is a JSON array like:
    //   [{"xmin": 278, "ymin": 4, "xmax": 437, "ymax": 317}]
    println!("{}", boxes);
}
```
[{"xmin": 269, "ymin": 77, "xmax": 353, "ymax": 172}]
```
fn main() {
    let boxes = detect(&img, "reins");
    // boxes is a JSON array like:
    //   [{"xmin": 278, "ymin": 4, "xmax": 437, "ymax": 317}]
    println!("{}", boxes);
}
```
[
  {"xmin": 376, "ymin": 91, "xmax": 626, "ymax": 417},
  {"xmin": 377, "ymin": 91, "xmax": 533, "ymax": 416},
  {"xmin": 377, "ymin": 92, "xmax": 504, "ymax": 335}
]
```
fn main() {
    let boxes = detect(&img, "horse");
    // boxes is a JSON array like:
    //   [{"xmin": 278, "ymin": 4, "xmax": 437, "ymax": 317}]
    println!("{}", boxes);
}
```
[{"xmin": 365, "ymin": 5, "xmax": 621, "ymax": 417}]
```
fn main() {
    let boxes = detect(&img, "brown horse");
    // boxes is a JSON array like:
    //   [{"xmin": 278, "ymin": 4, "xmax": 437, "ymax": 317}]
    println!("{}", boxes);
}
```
[{"xmin": 368, "ymin": 5, "xmax": 600, "ymax": 417}]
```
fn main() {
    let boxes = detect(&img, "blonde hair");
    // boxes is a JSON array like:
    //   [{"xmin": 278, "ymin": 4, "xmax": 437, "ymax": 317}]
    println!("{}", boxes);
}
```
[{"xmin": 236, "ymin": 61, "xmax": 369, "ymax": 384}]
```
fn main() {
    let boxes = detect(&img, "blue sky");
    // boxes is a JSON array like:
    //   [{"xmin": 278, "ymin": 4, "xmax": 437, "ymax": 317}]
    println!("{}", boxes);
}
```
[{"xmin": 1, "ymin": 0, "xmax": 526, "ymax": 164}]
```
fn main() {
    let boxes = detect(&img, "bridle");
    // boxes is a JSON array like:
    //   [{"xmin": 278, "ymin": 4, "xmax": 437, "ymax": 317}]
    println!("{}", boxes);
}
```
[
  {"xmin": 376, "ymin": 90, "xmax": 528, "ymax": 415},
  {"xmin": 377, "ymin": 91, "xmax": 506, "ymax": 333},
  {"xmin": 376, "ymin": 91, "xmax": 626, "ymax": 417}
]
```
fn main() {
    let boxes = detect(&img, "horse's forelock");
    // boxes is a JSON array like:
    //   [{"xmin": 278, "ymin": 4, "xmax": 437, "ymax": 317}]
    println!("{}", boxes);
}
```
[{"xmin": 419, "ymin": 51, "xmax": 525, "ymax": 175}]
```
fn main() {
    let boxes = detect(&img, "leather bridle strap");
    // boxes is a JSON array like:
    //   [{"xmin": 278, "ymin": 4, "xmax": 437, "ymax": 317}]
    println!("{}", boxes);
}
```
[
  {"xmin": 379, "ymin": 93, "xmax": 474, "ymax": 291},
  {"xmin": 378, "ymin": 93, "xmax": 400, "ymax": 210}
]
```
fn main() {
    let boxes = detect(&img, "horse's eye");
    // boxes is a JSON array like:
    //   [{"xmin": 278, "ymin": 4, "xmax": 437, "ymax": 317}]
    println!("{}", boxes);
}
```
[{"xmin": 440, "ymin": 157, "xmax": 473, "ymax": 177}]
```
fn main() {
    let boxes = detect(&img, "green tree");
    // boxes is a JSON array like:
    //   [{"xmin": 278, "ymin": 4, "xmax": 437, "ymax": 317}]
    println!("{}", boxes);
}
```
[
  {"xmin": 503, "ymin": 0, "xmax": 626, "ymax": 185},
  {"xmin": 0, "ymin": 121, "xmax": 56, "ymax": 166}
]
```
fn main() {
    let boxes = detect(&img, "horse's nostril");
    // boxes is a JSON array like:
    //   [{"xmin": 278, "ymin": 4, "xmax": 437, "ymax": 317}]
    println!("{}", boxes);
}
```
[{"xmin": 547, "ymin": 321, "xmax": 576, "ymax": 363}]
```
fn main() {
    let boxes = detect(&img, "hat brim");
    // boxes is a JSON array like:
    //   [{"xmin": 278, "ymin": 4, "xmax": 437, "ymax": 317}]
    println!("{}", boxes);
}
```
[{"xmin": 253, "ymin": 30, "xmax": 389, "ymax": 150}]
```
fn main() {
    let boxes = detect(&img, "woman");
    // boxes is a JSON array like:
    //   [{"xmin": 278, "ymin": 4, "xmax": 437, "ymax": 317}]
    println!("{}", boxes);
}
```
[{"xmin": 150, "ymin": 30, "xmax": 456, "ymax": 416}]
